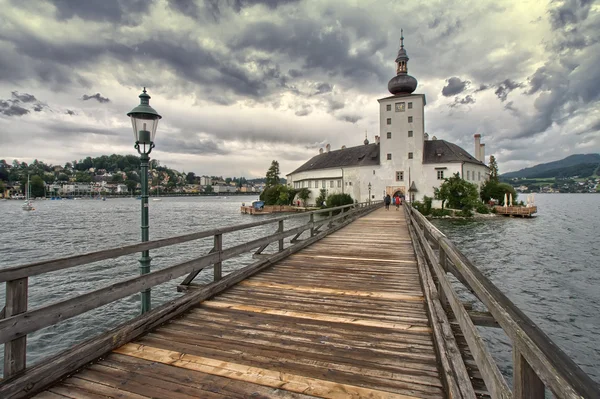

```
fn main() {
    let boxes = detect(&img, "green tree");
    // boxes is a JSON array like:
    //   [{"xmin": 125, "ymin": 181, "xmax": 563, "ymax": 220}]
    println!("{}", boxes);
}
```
[
  {"xmin": 57, "ymin": 173, "xmax": 69, "ymax": 181},
  {"xmin": 0, "ymin": 180, "xmax": 5, "ymax": 197},
  {"xmin": 315, "ymin": 188, "xmax": 327, "ymax": 207},
  {"xmin": 204, "ymin": 185, "xmax": 213, "ymax": 193},
  {"xmin": 186, "ymin": 172, "xmax": 196, "ymax": 184},
  {"xmin": 75, "ymin": 171, "xmax": 92, "ymax": 182},
  {"xmin": 297, "ymin": 188, "xmax": 310, "ymax": 206},
  {"xmin": 265, "ymin": 160, "xmax": 280, "ymax": 188},
  {"xmin": 112, "ymin": 174, "xmax": 124, "ymax": 183},
  {"xmin": 480, "ymin": 180, "xmax": 517, "ymax": 205},
  {"xmin": 434, "ymin": 173, "xmax": 479, "ymax": 210},
  {"xmin": 30, "ymin": 175, "xmax": 46, "ymax": 198},
  {"xmin": 125, "ymin": 180, "xmax": 138, "ymax": 194},
  {"xmin": 489, "ymin": 155, "xmax": 499, "ymax": 182},
  {"xmin": 42, "ymin": 173, "xmax": 55, "ymax": 184}
]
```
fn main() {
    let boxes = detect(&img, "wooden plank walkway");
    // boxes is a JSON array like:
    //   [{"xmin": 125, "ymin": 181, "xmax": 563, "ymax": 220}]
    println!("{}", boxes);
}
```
[{"xmin": 34, "ymin": 207, "xmax": 446, "ymax": 399}]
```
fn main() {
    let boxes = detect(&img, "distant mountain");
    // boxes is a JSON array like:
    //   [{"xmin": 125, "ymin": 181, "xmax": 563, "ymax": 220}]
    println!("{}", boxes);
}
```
[{"xmin": 501, "ymin": 154, "xmax": 600, "ymax": 179}]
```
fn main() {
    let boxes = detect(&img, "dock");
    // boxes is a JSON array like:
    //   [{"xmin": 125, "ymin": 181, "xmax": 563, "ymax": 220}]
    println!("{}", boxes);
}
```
[
  {"xmin": 493, "ymin": 205, "xmax": 537, "ymax": 217},
  {"xmin": 240, "ymin": 204, "xmax": 310, "ymax": 214},
  {"xmin": 0, "ymin": 202, "xmax": 597, "ymax": 398}
]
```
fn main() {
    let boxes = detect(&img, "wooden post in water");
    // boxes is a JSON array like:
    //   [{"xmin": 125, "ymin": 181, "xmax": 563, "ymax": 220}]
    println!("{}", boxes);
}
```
[
  {"xmin": 4, "ymin": 277, "xmax": 28, "ymax": 378},
  {"xmin": 513, "ymin": 346, "xmax": 544, "ymax": 399},
  {"xmin": 278, "ymin": 220, "xmax": 284, "ymax": 252},
  {"xmin": 214, "ymin": 234, "xmax": 222, "ymax": 282}
]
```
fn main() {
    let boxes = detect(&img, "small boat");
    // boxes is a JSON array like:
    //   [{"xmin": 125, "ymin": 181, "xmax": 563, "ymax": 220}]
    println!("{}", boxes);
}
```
[{"xmin": 22, "ymin": 175, "xmax": 34, "ymax": 211}]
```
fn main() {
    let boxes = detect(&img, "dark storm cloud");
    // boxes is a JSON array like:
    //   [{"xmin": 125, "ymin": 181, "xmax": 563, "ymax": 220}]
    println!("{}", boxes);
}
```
[
  {"xmin": 442, "ymin": 77, "xmax": 469, "ymax": 97},
  {"xmin": 47, "ymin": 0, "xmax": 153, "ymax": 24},
  {"xmin": 82, "ymin": 93, "xmax": 110, "ymax": 103},
  {"xmin": 504, "ymin": 101, "xmax": 521, "ymax": 117},
  {"xmin": 449, "ymin": 95, "xmax": 475, "ymax": 108},
  {"xmin": 66, "ymin": 109, "xmax": 76, "ymax": 115},
  {"xmin": 231, "ymin": 18, "xmax": 388, "ymax": 85},
  {"xmin": 313, "ymin": 83, "xmax": 333, "ymax": 95},
  {"xmin": 327, "ymin": 99, "xmax": 345, "ymax": 112},
  {"xmin": 288, "ymin": 69, "xmax": 303, "ymax": 78},
  {"xmin": 33, "ymin": 104, "xmax": 44, "ymax": 112},
  {"xmin": 475, "ymin": 84, "xmax": 490, "ymax": 92},
  {"xmin": 295, "ymin": 104, "xmax": 312, "ymax": 117},
  {"xmin": 494, "ymin": 79, "xmax": 524, "ymax": 102},
  {"xmin": 547, "ymin": 0, "xmax": 593, "ymax": 29},
  {"xmin": 0, "ymin": 100, "xmax": 29, "ymax": 116},
  {"xmin": 338, "ymin": 114, "xmax": 362, "ymax": 123},
  {"xmin": 169, "ymin": 0, "xmax": 301, "ymax": 22},
  {"xmin": 11, "ymin": 91, "xmax": 37, "ymax": 103}
]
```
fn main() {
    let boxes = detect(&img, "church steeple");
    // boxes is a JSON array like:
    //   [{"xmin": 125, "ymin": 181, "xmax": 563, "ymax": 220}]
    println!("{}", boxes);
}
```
[
  {"xmin": 364, "ymin": 130, "xmax": 369, "ymax": 145},
  {"xmin": 388, "ymin": 29, "xmax": 418, "ymax": 95}
]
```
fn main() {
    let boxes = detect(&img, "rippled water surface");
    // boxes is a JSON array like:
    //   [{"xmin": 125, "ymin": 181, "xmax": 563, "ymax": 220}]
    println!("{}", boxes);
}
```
[
  {"xmin": 1, "ymin": 194, "xmax": 599, "ymax": 386},
  {"xmin": 431, "ymin": 194, "xmax": 600, "ymax": 384}
]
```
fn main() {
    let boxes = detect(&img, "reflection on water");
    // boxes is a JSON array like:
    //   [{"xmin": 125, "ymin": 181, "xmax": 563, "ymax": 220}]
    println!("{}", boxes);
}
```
[{"xmin": 431, "ymin": 194, "xmax": 600, "ymax": 384}]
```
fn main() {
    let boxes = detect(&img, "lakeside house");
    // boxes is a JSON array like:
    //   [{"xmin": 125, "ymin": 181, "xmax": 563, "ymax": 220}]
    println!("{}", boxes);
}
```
[{"xmin": 286, "ymin": 34, "xmax": 489, "ymax": 207}]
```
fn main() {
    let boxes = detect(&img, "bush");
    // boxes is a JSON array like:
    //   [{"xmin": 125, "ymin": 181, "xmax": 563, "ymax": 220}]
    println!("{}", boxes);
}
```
[
  {"xmin": 259, "ymin": 184, "xmax": 294, "ymax": 205},
  {"xmin": 315, "ymin": 189, "xmax": 327, "ymax": 208},
  {"xmin": 475, "ymin": 202, "xmax": 490, "ymax": 214},
  {"xmin": 480, "ymin": 180, "xmax": 517, "ymax": 205},
  {"xmin": 431, "ymin": 208, "xmax": 452, "ymax": 217},
  {"xmin": 457, "ymin": 209, "xmax": 473, "ymax": 217},
  {"xmin": 326, "ymin": 193, "xmax": 354, "ymax": 208}
]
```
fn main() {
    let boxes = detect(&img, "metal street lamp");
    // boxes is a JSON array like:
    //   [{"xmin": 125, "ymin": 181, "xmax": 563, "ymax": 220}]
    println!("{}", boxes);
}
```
[
  {"xmin": 127, "ymin": 87, "xmax": 162, "ymax": 314},
  {"xmin": 368, "ymin": 182, "xmax": 371, "ymax": 205}
]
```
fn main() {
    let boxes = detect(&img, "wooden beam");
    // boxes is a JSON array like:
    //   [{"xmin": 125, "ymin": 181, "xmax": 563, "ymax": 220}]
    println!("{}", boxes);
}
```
[
  {"xmin": 3, "ymin": 278, "xmax": 28, "ymax": 378},
  {"xmin": 513, "ymin": 347, "xmax": 544, "ymax": 399},
  {"xmin": 213, "ymin": 234, "xmax": 222, "ymax": 282}
]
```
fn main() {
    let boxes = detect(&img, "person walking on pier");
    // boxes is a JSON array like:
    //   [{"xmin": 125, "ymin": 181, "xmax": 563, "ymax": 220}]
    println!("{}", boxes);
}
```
[
  {"xmin": 384, "ymin": 194, "xmax": 391, "ymax": 210},
  {"xmin": 394, "ymin": 194, "xmax": 400, "ymax": 210}
]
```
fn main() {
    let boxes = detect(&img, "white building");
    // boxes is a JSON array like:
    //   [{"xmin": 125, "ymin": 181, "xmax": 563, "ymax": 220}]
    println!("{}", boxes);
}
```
[
  {"xmin": 286, "ymin": 33, "xmax": 489, "ymax": 207},
  {"xmin": 213, "ymin": 185, "xmax": 237, "ymax": 194},
  {"xmin": 199, "ymin": 176, "xmax": 211, "ymax": 186}
]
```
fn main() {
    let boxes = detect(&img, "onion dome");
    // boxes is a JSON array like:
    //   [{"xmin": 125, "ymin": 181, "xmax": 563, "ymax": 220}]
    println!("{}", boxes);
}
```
[{"xmin": 388, "ymin": 30, "xmax": 418, "ymax": 95}]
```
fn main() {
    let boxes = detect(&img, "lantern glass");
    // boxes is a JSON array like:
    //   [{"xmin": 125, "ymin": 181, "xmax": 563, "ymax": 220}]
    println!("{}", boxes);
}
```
[{"xmin": 130, "ymin": 114, "xmax": 160, "ymax": 144}]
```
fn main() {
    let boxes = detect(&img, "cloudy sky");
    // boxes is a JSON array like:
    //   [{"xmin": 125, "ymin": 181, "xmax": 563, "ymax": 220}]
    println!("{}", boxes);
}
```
[{"xmin": 0, "ymin": 0, "xmax": 598, "ymax": 177}]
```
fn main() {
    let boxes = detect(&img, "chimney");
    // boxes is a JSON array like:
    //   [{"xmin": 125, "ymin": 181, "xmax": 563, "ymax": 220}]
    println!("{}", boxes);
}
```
[
  {"xmin": 424, "ymin": 132, "xmax": 429, "ymax": 141},
  {"xmin": 432, "ymin": 136, "xmax": 437, "ymax": 140},
  {"xmin": 326, "ymin": 143, "xmax": 331, "ymax": 152},
  {"xmin": 341, "ymin": 145, "xmax": 346, "ymax": 149},
  {"xmin": 480, "ymin": 143, "xmax": 486, "ymax": 164},
  {"xmin": 375, "ymin": 135, "xmax": 380, "ymax": 144},
  {"xmin": 474, "ymin": 134, "xmax": 481, "ymax": 161},
  {"xmin": 319, "ymin": 148, "xmax": 323, "ymax": 154}
]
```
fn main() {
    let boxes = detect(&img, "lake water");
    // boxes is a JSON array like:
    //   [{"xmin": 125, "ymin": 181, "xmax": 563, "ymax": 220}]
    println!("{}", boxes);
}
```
[
  {"xmin": 431, "ymin": 194, "xmax": 600, "ymax": 385},
  {"xmin": 0, "ymin": 194, "xmax": 598, "ymax": 386}
]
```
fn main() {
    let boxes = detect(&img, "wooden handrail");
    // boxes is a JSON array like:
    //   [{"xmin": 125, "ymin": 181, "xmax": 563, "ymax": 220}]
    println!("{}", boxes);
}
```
[
  {"xmin": 1, "ymin": 200, "xmax": 381, "ymax": 381},
  {"xmin": 0, "ymin": 202, "xmax": 372, "ymax": 282},
  {"xmin": 405, "ymin": 204, "xmax": 600, "ymax": 398}
]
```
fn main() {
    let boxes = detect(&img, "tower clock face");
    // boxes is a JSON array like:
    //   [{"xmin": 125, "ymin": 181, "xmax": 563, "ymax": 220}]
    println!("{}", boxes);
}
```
[{"xmin": 395, "ymin": 102, "xmax": 405, "ymax": 112}]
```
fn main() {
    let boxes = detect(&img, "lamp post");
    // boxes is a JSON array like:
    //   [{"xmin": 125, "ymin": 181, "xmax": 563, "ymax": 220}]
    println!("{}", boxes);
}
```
[
  {"xmin": 368, "ymin": 182, "xmax": 371, "ymax": 205},
  {"xmin": 127, "ymin": 88, "xmax": 162, "ymax": 314}
]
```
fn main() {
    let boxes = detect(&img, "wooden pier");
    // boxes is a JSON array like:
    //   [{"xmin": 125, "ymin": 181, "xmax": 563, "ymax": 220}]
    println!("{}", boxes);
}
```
[
  {"xmin": 493, "ymin": 205, "xmax": 537, "ymax": 218},
  {"xmin": 0, "ymin": 202, "xmax": 598, "ymax": 398}
]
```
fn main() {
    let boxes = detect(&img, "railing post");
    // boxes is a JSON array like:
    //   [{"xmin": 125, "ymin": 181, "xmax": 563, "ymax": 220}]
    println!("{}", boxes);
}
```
[
  {"xmin": 328, "ymin": 210, "xmax": 333, "ymax": 228},
  {"xmin": 214, "ymin": 234, "xmax": 222, "ymax": 282},
  {"xmin": 437, "ymin": 247, "xmax": 449, "ymax": 307},
  {"xmin": 309, "ymin": 213, "xmax": 314, "ymax": 237},
  {"xmin": 278, "ymin": 220, "xmax": 284, "ymax": 252},
  {"xmin": 513, "ymin": 346, "xmax": 544, "ymax": 399},
  {"xmin": 4, "ymin": 277, "xmax": 28, "ymax": 378}
]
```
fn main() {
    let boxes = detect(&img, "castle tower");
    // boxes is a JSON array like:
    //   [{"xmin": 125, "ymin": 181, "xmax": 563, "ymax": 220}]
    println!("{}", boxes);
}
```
[{"xmin": 378, "ymin": 31, "xmax": 426, "ymax": 198}]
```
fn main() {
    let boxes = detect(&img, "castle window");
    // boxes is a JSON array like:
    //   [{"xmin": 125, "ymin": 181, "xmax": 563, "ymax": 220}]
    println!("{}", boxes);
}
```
[
  {"xmin": 467, "ymin": 171, "xmax": 470, "ymax": 180},
  {"xmin": 408, "ymin": 130, "xmax": 413, "ymax": 138},
  {"xmin": 387, "ymin": 153, "xmax": 392, "ymax": 160},
  {"xmin": 408, "ymin": 152, "xmax": 413, "ymax": 159},
  {"xmin": 338, "ymin": 180, "xmax": 342, "ymax": 187},
  {"xmin": 308, "ymin": 181, "xmax": 311, "ymax": 188},
  {"xmin": 396, "ymin": 171, "xmax": 404, "ymax": 181},
  {"xmin": 322, "ymin": 180, "xmax": 326, "ymax": 188},
  {"xmin": 386, "ymin": 118, "xmax": 391, "ymax": 125},
  {"xmin": 387, "ymin": 132, "xmax": 392, "ymax": 139},
  {"xmin": 330, "ymin": 180, "xmax": 334, "ymax": 188},
  {"xmin": 437, "ymin": 170, "xmax": 444, "ymax": 180},
  {"xmin": 408, "ymin": 116, "xmax": 413, "ymax": 123},
  {"xmin": 373, "ymin": 170, "xmax": 376, "ymax": 175},
  {"xmin": 408, "ymin": 102, "xmax": 413, "ymax": 109},
  {"xmin": 386, "ymin": 104, "xmax": 391, "ymax": 111},
  {"xmin": 478, "ymin": 171, "xmax": 481, "ymax": 181}
]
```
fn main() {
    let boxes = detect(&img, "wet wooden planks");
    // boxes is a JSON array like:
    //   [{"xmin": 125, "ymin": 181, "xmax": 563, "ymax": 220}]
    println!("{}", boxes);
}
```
[{"xmin": 35, "ymin": 207, "xmax": 445, "ymax": 399}]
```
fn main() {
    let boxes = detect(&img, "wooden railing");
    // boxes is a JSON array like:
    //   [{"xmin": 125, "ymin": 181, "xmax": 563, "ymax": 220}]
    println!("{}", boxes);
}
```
[
  {"xmin": 405, "ymin": 204, "xmax": 600, "ymax": 399},
  {"xmin": 0, "ymin": 201, "xmax": 381, "ymax": 398}
]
